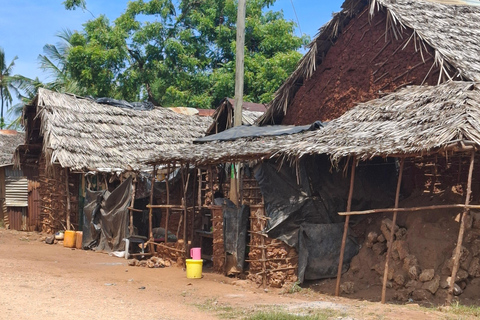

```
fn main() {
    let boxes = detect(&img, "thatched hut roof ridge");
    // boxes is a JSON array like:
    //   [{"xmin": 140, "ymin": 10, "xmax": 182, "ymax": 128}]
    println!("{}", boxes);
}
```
[
  {"xmin": 0, "ymin": 131, "xmax": 24, "ymax": 166},
  {"xmin": 24, "ymin": 88, "xmax": 212, "ymax": 172}
]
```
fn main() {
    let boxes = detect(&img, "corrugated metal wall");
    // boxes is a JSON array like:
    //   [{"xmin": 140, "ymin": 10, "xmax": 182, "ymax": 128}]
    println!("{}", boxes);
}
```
[
  {"xmin": 5, "ymin": 177, "xmax": 28, "ymax": 207},
  {"xmin": 7, "ymin": 207, "xmax": 25, "ymax": 231},
  {"xmin": 27, "ymin": 184, "xmax": 40, "ymax": 231}
]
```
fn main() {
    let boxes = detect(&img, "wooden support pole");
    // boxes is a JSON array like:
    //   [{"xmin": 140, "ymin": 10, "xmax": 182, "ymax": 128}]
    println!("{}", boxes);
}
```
[
  {"xmin": 338, "ymin": 204, "xmax": 480, "ymax": 216},
  {"xmin": 447, "ymin": 151, "xmax": 475, "ymax": 305},
  {"xmin": 381, "ymin": 157, "xmax": 405, "ymax": 304},
  {"xmin": 335, "ymin": 157, "xmax": 356, "ymax": 296},
  {"xmin": 65, "ymin": 168, "xmax": 71, "ymax": 230},
  {"xmin": 165, "ymin": 164, "xmax": 171, "ymax": 244},
  {"xmin": 129, "ymin": 177, "xmax": 137, "ymax": 236},
  {"xmin": 182, "ymin": 165, "xmax": 191, "ymax": 259},
  {"xmin": 148, "ymin": 166, "xmax": 156, "ymax": 253}
]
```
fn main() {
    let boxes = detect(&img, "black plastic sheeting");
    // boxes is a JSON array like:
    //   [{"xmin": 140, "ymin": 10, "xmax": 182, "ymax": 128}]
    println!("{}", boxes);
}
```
[
  {"xmin": 223, "ymin": 205, "xmax": 250, "ymax": 271},
  {"xmin": 82, "ymin": 176, "xmax": 132, "ymax": 252},
  {"xmin": 96, "ymin": 97, "xmax": 154, "ymax": 111},
  {"xmin": 194, "ymin": 121, "xmax": 323, "ymax": 143},
  {"xmin": 254, "ymin": 155, "xmax": 397, "ymax": 281},
  {"xmin": 298, "ymin": 223, "xmax": 358, "ymax": 282}
]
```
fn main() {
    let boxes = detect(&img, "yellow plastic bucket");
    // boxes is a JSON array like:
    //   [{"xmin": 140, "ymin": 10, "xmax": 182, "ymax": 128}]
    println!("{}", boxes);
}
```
[
  {"xmin": 63, "ymin": 230, "xmax": 76, "ymax": 248},
  {"xmin": 186, "ymin": 259, "xmax": 203, "ymax": 279}
]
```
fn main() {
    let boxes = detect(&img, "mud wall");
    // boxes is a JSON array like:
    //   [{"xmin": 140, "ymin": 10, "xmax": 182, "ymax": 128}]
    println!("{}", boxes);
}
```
[{"xmin": 283, "ymin": 8, "xmax": 443, "ymax": 125}]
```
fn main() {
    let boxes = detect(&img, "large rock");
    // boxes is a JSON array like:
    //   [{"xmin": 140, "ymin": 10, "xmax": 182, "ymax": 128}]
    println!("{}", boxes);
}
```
[
  {"xmin": 340, "ymin": 281, "xmax": 355, "ymax": 294},
  {"xmin": 365, "ymin": 231, "xmax": 378, "ymax": 248},
  {"xmin": 393, "ymin": 289, "xmax": 410, "ymax": 302},
  {"xmin": 471, "ymin": 240, "xmax": 480, "ymax": 257},
  {"xmin": 422, "ymin": 275, "xmax": 440, "ymax": 294},
  {"xmin": 372, "ymin": 242, "xmax": 387, "ymax": 256},
  {"xmin": 377, "ymin": 234, "xmax": 386, "ymax": 243},
  {"xmin": 381, "ymin": 218, "xmax": 399, "ymax": 241},
  {"xmin": 393, "ymin": 240, "xmax": 410, "ymax": 261},
  {"xmin": 456, "ymin": 269, "xmax": 469, "ymax": 282},
  {"xmin": 472, "ymin": 211, "xmax": 480, "ymax": 229},
  {"xmin": 459, "ymin": 247, "xmax": 472, "ymax": 270},
  {"xmin": 412, "ymin": 289, "xmax": 430, "ymax": 301},
  {"xmin": 394, "ymin": 272, "xmax": 406, "ymax": 286},
  {"xmin": 419, "ymin": 269, "xmax": 435, "ymax": 282},
  {"xmin": 408, "ymin": 265, "xmax": 421, "ymax": 280},
  {"xmin": 468, "ymin": 257, "xmax": 480, "ymax": 277},
  {"xmin": 403, "ymin": 254, "xmax": 418, "ymax": 272},
  {"xmin": 395, "ymin": 228, "xmax": 408, "ymax": 240}
]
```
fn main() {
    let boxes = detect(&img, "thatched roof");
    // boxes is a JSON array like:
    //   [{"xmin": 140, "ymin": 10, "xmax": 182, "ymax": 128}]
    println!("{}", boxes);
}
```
[
  {"xmin": 0, "ymin": 131, "xmax": 23, "ymax": 166},
  {"xmin": 257, "ymin": 0, "xmax": 480, "ymax": 125},
  {"xmin": 280, "ymin": 81, "xmax": 480, "ymax": 162},
  {"xmin": 18, "ymin": 88, "xmax": 212, "ymax": 172}
]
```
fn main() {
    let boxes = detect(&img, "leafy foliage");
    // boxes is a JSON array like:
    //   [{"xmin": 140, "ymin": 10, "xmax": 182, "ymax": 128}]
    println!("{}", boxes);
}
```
[{"xmin": 62, "ymin": 0, "xmax": 309, "ymax": 108}]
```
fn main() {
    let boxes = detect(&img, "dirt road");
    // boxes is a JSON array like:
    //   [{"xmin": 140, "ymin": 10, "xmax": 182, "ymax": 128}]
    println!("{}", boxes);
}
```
[{"xmin": 0, "ymin": 229, "xmax": 450, "ymax": 319}]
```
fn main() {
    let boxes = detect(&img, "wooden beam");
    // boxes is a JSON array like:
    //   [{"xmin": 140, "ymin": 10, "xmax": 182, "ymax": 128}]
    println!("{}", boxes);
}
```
[
  {"xmin": 338, "ymin": 204, "xmax": 480, "ymax": 216},
  {"xmin": 335, "ymin": 157, "xmax": 356, "ymax": 296},
  {"xmin": 447, "ymin": 151, "xmax": 475, "ymax": 305},
  {"xmin": 129, "ymin": 177, "xmax": 137, "ymax": 236},
  {"xmin": 165, "ymin": 164, "xmax": 171, "ymax": 244},
  {"xmin": 381, "ymin": 158, "xmax": 405, "ymax": 304}
]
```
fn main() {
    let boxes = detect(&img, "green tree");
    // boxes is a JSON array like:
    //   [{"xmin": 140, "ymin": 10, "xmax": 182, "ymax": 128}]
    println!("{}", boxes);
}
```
[{"xmin": 62, "ymin": 0, "xmax": 309, "ymax": 108}]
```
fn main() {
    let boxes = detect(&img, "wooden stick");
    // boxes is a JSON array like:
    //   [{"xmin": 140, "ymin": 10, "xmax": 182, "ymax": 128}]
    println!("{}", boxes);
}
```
[
  {"xmin": 338, "ymin": 204, "xmax": 480, "ymax": 216},
  {"xmin": 165, "ymin": 164, "xmax": 171, "ymax": 244},
  {"xmin": 381, "ymin": 158, "xmax": 405, "ymax": 304},
  {"xmin": 335, "ymin": 157, "xmax": 356, "ymax": 296},
  {"xmin": 64, "ymin": 168, "xmax": 71, "ymax": 230},
  {"xmin": 183, "ymin": 165, "xmax": 191, "ymax": 259},
  {"xmin": 129, "ymin": 177, "xmax": 137, "ymax": 236},
  {"xmin": 148, "ymin": 165, "xmax": 156, "ymax": 253},
  {"xmin": 447, "ymin": 151, "xmax": 475, "ymax": 305}
]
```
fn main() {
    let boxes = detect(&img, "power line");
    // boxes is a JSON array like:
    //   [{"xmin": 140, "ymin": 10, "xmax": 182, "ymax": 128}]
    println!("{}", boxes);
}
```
[{"xmin": 289, "ymin": 0, "xmax": 303, "ymax": 36}]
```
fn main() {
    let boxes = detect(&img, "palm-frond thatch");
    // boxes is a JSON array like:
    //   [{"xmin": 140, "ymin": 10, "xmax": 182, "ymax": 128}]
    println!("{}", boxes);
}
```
[
  {"xmin": 17, "ymin": 88, "xmax": 212, "ymax": 172},
  {"xmin": 257, "ymin": 0, "xmax": 480, "ymax": 125},
  {"xmin": 0, "ymin": 131, "xmax": 23, "ymax": 166},
  {"xmin": 281, "ymin": 81, "xmax": 480, "ymax": 162}
]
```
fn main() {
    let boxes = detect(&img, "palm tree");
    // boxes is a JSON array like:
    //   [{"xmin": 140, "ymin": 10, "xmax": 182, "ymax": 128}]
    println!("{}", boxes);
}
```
[
  {"xmin": 6, "ymin": 76, "xmax": 43, "ymax": 130},
  {"xmin": 0, "ymin": 47, "xmax": 20, "ymax": 129},
  {"xmin": 38, "ymin": 29, "xmax": 83, "ymax": 95}
]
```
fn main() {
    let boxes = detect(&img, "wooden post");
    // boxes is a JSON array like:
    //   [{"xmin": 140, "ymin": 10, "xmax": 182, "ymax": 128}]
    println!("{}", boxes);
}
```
[
  {"xmin": 65, "ymin": 168, "xmax": 71, "ymax": 230},
  {"xmin": 335, "ymin": 157, "xmax": 357, "ymax": 296},
  {"xmin": 233, "ymin": 0, "xmax": 246, "ymax": 127},
  {"xmin": 148, "ymin": 166, "xmax": 156, "ymax": 253},
  {"xmin": 381, "ymin": 157, "xmax": 405, "ymax": 304},
  {"xmin": 129, "ymin": 177, "xmax": 137, "ymax": 236},
  {"xmin": 182, "ymin": 165, "xmax": 191, "ymax": 259},
  {"xmin": 165, "ymin": 164, "xmax": 171, "ymax": 244},
  {"xmin": 447, "ymin": 151, "xmax": 475, "ymax": 305}
]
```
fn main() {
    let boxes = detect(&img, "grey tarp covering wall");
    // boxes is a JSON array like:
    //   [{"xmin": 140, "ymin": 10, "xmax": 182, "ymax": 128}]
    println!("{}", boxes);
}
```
[
  {"xmin": 254, "ymin": 155, "xmax": 397, "ymax": 281},
  {"xmin": 223, "ymin": 205, "xmax": 250, "ymax": 271},
  {"xmin": 194, "ymin": 121, "xmax": 323, "ymax": 143},
  {"xmin": 82, "ymin": 176, "xmax": 132, "ymax": 252}
]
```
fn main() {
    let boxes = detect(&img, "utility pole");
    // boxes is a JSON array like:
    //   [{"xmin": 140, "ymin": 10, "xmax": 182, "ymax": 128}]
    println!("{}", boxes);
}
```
[{"xmin": 230, "ymin": 0, "xmax": 246, "ymax": 205}]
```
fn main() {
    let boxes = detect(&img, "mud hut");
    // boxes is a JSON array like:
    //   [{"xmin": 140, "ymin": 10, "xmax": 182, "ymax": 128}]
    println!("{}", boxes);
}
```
[
  {"xmin": 258, "ymin": 0, "xmax": 480, "ymax": 125},
  {"xmin": 277, "ymin": 81, "xmax": 480, "ymax": 305},
  {"xmin": 0, "ymin": 130, "xmax": 35, "ymax": 231},
  {"xmin": 14, "ymin": 88, "xmax": 211, "ymax": 243}
]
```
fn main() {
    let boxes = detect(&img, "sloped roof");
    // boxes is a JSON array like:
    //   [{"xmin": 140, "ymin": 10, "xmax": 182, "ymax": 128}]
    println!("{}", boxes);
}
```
[
  {"xmin": 258, "ymin": 0, "xmax": 480, "ymax": 125},
  {"xmin": 280, "ymin": 81, "xmax": 480, "ymax": 162},
  {"xmin": 0, "ymin": 131, "xmax": 23, "ymax": 166},
  {"xmin": 18, "ymin": 88, "xmax": 212, "ymax": 172}
]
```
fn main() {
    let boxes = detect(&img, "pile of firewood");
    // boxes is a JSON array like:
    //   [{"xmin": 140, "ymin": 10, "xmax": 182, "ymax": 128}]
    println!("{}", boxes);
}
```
[
  {"xmin": 247, "ymin": 207, "xmax": 298, "ymax": 288},
  {"xmin": 156, "ymin": 240, "xmax": 186, "ymax": 266},
  {"xmin": 211, "ymin": 206, "xmax": 225, "ymax": 272}
]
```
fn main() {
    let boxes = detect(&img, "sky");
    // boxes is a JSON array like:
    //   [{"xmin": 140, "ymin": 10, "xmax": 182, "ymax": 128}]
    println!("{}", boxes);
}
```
[{"xmin": 0, "ymin": 0, "xmax": 343, "ymax": 122}]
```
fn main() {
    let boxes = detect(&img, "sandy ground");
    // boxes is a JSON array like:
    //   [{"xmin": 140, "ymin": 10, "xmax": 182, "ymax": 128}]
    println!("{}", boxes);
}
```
[{"xmin": 0, "ymin": 228, "xmax": 452, "ymax": 320}]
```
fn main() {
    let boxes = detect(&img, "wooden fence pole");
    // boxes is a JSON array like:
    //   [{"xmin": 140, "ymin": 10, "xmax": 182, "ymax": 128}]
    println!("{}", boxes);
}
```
[
  {"xmin": 381, "ymin": 157, "xmax": 405, "ymax": 304},
  {"xmin": 335, "ymin": 157, "xmax": 356, "ymax": 296},
  {"xmin": 447, "ymin": 151, "xmax": 475, "ymax": 305}
]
